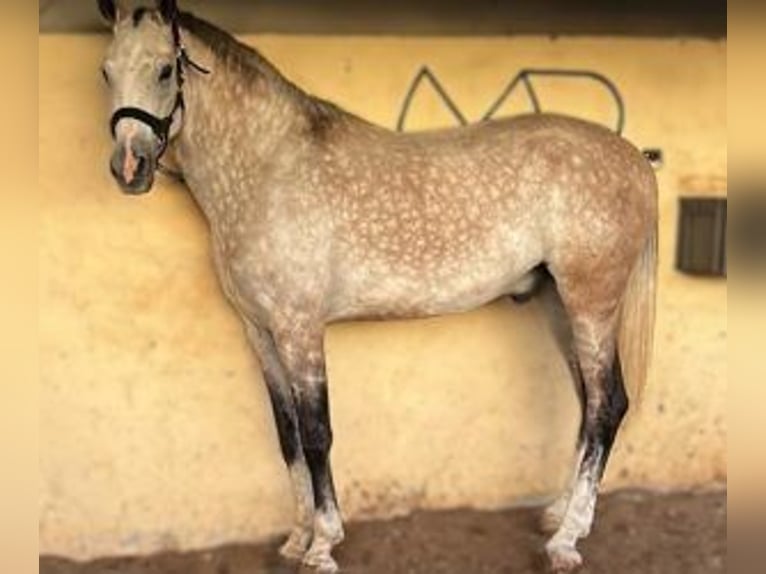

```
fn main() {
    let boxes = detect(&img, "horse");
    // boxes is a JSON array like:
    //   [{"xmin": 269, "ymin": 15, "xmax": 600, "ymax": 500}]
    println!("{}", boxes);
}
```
[{"xmin": 97, "ymin": 1, "xmax": 658, "ymax": 572}]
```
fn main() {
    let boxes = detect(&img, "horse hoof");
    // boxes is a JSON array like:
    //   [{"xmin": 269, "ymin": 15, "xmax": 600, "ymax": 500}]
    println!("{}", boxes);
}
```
[
  {"xmin": 278, "ymin": 529, "xmax": 312, "ymax": 561},
  {"xmin": 546, "ymin": 544, "xmax": 583, "ymax": 573},
  {"xmin": 303, "ymin": 549, "xmax": 339, "ymax": 573}
]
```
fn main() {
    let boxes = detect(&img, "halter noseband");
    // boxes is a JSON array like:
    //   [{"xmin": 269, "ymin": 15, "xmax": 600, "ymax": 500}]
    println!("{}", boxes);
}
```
[{"xmin": 109, "ymin": 17, "xmax": 209, "ymax": 167}]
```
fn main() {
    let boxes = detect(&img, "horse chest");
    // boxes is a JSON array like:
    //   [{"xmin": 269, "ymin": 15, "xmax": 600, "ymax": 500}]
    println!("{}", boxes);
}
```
[
  {"xmin": 208, "ymin": 229, "xmax": 272, "ymax": 320},
  {"xmin": 208, "ymin": 224, "xmax": 328, "ymax": 327}
]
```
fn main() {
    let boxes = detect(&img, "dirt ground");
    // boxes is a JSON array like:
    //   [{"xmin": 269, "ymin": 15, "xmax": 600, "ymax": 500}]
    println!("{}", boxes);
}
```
[{"xmin": 41, "ymin": 490, "xmax": 725, "ymax": 574}]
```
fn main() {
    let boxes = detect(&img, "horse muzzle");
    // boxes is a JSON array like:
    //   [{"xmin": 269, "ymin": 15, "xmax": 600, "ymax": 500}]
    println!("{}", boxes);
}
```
[{"xmin": 109, "ymin": 140, "xmax": 157, "ymax": 195}]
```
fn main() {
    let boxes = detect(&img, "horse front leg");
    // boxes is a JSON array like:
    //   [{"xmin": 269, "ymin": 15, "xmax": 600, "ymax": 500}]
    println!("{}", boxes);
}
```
[
  {"xmin": 271, "ymin": 322, "xmax": 344, "ymax": 574},
  {"xmin": 243, "ymin": 322, "xmax": 315, "ymax": 560}
]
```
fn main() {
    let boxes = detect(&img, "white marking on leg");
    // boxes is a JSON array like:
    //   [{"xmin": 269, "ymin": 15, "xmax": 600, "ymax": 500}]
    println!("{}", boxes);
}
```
[
  {"xmin": 279, "ymin": 459, "xmax": 315, "ymax": 560},
  {"xmin": 291, "ymin": 460, "xmax": 315, "ymax": 526},
  {"xmin": 542, "ymin": 446, "xmax": 585, "ymax": 533},
  {"xmin": 542, "ymin": 490, "xmax": 572, "ymax": 534},
  {"xmin": 545, "ymin": 447, "xmax": 602, "ymax": 571},
  {"xmin": 303, "ymin": 505, "xmax": 344, "ymax": 573},
  {"xmin": 314, "ymin": 505, "xmax": 344, "ymax": 545}
]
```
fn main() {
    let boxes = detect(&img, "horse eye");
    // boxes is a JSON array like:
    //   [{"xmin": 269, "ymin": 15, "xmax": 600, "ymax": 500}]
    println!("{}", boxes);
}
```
[
  {"xmin": 159, "ymin": 64, "xmax": 173, "ymax": 82},
  {"xmin": 101, "ymin": 67, "xmax": 110, "ymax": 85}
]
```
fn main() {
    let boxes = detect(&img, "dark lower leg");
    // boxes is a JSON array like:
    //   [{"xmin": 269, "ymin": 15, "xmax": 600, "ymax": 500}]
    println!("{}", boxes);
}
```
[
  {"xmin": 265, "ymin": 379, "xmax": 300, "ymax": 466},
  {"xmin": 297, "ymin": 382, "xmax": 339, "ymax": 514},
  {"xmin": 580, "ymin": 353, "xmax": 628, "ymax": 479}
]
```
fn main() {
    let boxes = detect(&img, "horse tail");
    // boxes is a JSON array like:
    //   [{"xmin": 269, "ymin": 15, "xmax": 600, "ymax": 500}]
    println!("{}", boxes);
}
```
[{"xmin": 618, "ymin": 217, "xmax": 658, "ymax": 404}]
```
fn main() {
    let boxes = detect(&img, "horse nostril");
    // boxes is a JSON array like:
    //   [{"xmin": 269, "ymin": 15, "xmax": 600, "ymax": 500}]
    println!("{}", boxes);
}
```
[{"xmin": 136, "ymin": 155, "xmax": 147, "ymax": 175}]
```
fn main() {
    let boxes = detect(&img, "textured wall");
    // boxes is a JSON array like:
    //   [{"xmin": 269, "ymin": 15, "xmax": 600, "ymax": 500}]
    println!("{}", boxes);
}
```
[{"xmin": 39, "ymin": 33, "xmax": 726, "ymax": 558}]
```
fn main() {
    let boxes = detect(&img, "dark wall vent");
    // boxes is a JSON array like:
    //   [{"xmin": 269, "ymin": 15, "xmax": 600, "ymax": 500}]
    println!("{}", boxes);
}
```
[{"xmin": 676, "ymin": 197, "xmax": 727, "ymax": 277}]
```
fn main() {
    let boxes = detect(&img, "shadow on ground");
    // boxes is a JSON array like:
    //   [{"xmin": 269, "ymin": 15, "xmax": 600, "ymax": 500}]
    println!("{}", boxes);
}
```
[{"xmin": 41, "ymin": 490, "xmax": 725, "ymax": 574}]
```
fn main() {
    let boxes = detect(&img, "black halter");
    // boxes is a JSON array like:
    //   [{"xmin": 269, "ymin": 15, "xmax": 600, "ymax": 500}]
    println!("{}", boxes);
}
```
[{"xmin": 109, "ymin": 17, "xmax": 209, "ymax": 167}]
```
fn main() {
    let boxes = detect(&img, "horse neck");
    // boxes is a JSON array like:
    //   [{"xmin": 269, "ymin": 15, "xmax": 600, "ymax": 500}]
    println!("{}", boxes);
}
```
[{"xmin": 173, "ymin": 33, "xmax": 307, "ymax": 222}]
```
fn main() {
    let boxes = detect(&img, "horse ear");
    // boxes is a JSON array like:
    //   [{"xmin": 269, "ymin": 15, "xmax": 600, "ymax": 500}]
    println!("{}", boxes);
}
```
[
  {"xmin": 97, "ymin": 0, "xmax": 117, "ymax": 23},
  {"xmin": 156, "ymin": 0, "xmax": 179, "ymax": 22},
  {"xmin": 97, "ymin": 0, "xmax": 131, "ymax": 24}
]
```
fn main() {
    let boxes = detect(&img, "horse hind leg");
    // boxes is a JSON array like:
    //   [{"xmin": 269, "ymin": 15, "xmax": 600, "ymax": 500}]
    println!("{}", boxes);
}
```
[
  {"xmin": 543, "ymin": 270, "xmax": 630, "ymax": 572},
  {"xmin": 539, "ymin": 359, "xmax": 596, "ymax": 537},
  {"xmin": 519, "ymin": 268, "xmax": 584, "ymax": 536},
  {"xmin": 546, "ymin": 350, "xmax": 628, "ymax": 572},
  {"xmin": 540, "ymin": 351, "xmax": 585, "ymax": 535}
]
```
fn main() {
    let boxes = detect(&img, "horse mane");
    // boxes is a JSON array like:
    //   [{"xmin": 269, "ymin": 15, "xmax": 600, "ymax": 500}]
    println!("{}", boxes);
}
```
[
  {"xmin": 178, "ymin": 11, "xmax": 277, "ymax": 83},
  {"xmin": 178, "ymin": 11, "xmax": 353, "ymax": 140}
]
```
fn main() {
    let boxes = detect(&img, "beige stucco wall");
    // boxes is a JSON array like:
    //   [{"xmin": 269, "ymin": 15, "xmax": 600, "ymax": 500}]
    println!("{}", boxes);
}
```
[{"xmin": 39, "ymin": 34, "xmax": 726, "ymax": 559}]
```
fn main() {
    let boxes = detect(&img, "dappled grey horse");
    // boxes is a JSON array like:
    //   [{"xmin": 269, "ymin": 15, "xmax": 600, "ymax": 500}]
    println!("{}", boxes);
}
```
[{"xmin": 97, "ymin": 1, "xmax": 658, "ymax": 571}]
